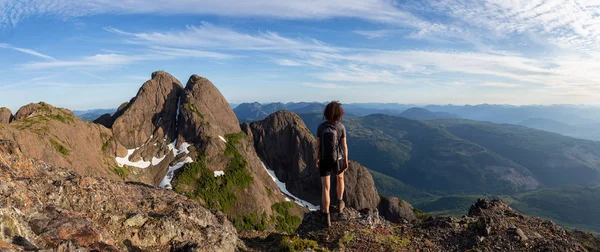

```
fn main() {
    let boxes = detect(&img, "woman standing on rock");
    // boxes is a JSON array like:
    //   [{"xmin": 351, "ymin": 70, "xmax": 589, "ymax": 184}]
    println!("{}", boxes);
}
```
[{"xmin": 316, "ymin": 101, "xmax": 349, "ymax": 227}]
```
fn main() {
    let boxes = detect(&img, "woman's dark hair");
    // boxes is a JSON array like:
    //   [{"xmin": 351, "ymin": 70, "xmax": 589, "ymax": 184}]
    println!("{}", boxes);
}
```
[{"xmin": 323, "ymin": 101, "xmax": 344, "ymax": 123}]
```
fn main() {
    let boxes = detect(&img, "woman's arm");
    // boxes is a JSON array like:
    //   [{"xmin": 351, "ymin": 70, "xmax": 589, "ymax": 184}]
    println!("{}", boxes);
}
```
[
  {"xmin": 315, "ymin": 137, "xmax": 320, "ymax": 168},
  {"xmin": 342, "ymin": 136, "xmax": 349, "ymax": 170}
]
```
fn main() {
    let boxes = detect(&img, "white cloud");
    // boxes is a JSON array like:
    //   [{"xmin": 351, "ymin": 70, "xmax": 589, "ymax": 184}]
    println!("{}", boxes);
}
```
[
  {"xmin": 276, "ymin": 59, "xmax": 304, "ymax": 66},
  {"xmin": 483, "ymin": 82, "xmax": 521, "ymax": 88},
  {"xmin": 106, "ymin": 24, "xmax": 338, "ymax": 53},
  {"xmin": 0, "ymin": 0, "xmax": 428, "ymax": 29},
  {"xmin": 20, "ymin": 53, "xmax": 141, "ymax": 70},
  {"xmin": 0, "ymin": 43, "xmax": 55, "ymax": 60},
  {"xmin": 105, "ymin": 23, "xmax": 600, "ymax": 96},
  {"xmin": 302, "ymin": 82, "xmax": 347, "ymax": 89},
  {"xmin": 422, "ymin": 0, "xmax": 600, "ymax": 53},
  {"xmin": 353, "ymin": 29, "xmax": 395, "ymax": 39},
  {"xmin": 147, "ymin": 46, "xmax": 238, "ymax": 60}
]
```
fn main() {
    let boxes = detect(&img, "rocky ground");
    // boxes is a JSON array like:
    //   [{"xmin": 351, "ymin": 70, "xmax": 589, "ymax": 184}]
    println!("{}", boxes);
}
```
[
  {"xmin": 242, "ymin": 200, "xmax": 600, "ymax": 252},
  {"xmin": 0, "ymin": 146, "xmax": 240, "ymax": 251}
]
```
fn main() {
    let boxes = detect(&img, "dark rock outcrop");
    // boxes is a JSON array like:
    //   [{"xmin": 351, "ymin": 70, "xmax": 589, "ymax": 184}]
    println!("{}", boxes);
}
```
[
  {"xmin": 0, "ymin": 107, "xmax": 12, "ymax": 124},
  {"xmin": 93, "ymin": 113, "xmax": 114, "ymax": 128},
  {"xmin": 378, "ymin": 196, "xmax": 417, "ymax": 224},
  {"xmin": 249, "ymin": 110, "xmax": 380, "ymax": 211},
  {"xmin": 0, "ymin": 151, "xmax": 241, "ymax": 251},
  {"xmin": 341, "ymin": 161, "xmax": 381, "ymax": 210}
]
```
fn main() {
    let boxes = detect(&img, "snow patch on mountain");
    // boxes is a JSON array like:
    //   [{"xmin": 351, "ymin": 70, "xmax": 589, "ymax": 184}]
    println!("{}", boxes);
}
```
[
  {"xmin": 219, "ymin": 135, "xmax": 227, "ymax": 143},
  {"xmin": 261, "ymin": 162, "xmax": 318, "ymax": 211},
  {"xmin": 159, "ymin": 157, "xmax": 193, "ymax": 189},
  {"xmin": 214, "ymin": 171, "xmax": 225, "ymax": 177},
  {"xmin": 116, "ymin": 149, "xmax": 151, "ymax": 168},
  {"xmin": 159, "ymin": 140, "xmax": 194, "ymax": 189}
]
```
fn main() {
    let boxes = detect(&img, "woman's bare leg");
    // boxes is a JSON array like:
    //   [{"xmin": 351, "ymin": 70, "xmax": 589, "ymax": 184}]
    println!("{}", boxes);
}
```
[
  {"xmin": 336, "ymin": 172, "xmax": 345, "ymax": 201},
  {"xmin": 321, "ymin": 176, "xmax": 331, "ymax": 213}
]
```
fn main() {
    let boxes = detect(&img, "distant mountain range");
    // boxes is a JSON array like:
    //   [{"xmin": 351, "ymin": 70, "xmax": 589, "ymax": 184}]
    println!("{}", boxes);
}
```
[
  {"xmin": 226, "ymin": 102, "xmax": 600, "ymax": 141},
  {"xmin": 73, "ymin": 108, "xmax": 116, "ymax": 121}
]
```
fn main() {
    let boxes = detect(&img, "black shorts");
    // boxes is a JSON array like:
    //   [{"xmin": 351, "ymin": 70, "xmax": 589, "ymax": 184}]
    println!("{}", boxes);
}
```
[{"xmin": 319, "ymin": 159, "xmax": 344, "ymax": 177}]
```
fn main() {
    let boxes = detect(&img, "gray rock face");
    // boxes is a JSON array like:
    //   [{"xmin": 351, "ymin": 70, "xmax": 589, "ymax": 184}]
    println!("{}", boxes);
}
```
[
  {"xmin": 249, "ymin": 110, "xmax": 380, "ymax": 211},
  {"xmin": 110, "ymin": 71, "xmax": 184, "ymax": 185},
  {"xmin": 178, "ymin": 74, "xmax": 241, "ymax": 144},
  {"xmin": 112, "ymin": 71, "xmax": 183, "ymax": 150},
  {"xmin": 378, "ymin": 196, "xmax": 417, "ymax": 224},
  {"xmin": 0, "ymin": 107, "xmax": 12, "ymax": 124}
]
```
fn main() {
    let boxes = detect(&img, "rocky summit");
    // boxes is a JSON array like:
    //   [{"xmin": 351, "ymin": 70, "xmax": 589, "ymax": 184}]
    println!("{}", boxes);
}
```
[
  {"xmin": 245, "ymin": 199, "xmax": 600, "ymax": 252},
  {"xmin": 0, "ymin": 144, "xmax": 240, "ymax": 251}
]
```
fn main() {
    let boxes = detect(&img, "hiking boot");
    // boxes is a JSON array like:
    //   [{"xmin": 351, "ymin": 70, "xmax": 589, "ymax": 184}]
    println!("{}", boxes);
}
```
[
  {"xmin": 338, "ymin": 200, "xmax": 345, "ymax": 213},
  {"xmin": 324, "ymin": 212, "xmax": 331, "ymax": 228}
]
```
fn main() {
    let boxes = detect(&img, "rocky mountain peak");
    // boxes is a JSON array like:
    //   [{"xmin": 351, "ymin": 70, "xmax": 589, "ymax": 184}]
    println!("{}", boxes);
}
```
[
  {"xmin": 179, "ymin": 74, "xmax": 241, "ymax": 140},
  {"xmin": 0, "ymin": 107, "xmax": 12, "ymax": 124},
  {"xmin": 112, "ymin": 71, "xmax": 183, "ymax": 150}
]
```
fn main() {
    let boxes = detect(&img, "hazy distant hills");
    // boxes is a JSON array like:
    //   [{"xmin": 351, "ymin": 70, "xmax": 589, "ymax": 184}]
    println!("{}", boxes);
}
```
[
  {"xmin": 227, "ymin": 102, "xmax": 600, "ymax": 141},
  {"xmin": 73, "ymin": 108, "xmax": 116, "ymax": 121},
  {"xmin": 398, "ymin": 107, "xmax": 460, "ymax": 120},
  {"xmin": 296, "ymin": 112, "xmax": 600, "ymax": 193}
]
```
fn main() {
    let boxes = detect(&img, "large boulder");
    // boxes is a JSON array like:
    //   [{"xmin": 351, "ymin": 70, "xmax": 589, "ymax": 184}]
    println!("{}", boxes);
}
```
[
  {"xmin": 378, "ymin": 196, "xmax": 417, "ymax": 224},
  {"xmin": 249, "ymin": 110, "xmax": 380, "ymax": 210},
  {"xmin": 0, "ymin": 107, "xmax": 12, "ymax": 124},
  {"xmin": 338, "ymin": 161, "xmax": 381, "ymax": 210}
]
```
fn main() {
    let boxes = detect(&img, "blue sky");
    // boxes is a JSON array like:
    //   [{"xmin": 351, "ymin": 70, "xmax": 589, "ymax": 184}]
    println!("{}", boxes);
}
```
[{"xmin": 1, "ymin": 0, "xmax": 600, "ymax": 111}]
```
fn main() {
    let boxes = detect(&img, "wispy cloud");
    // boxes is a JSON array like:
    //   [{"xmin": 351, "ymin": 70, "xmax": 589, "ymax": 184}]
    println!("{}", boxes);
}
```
[
  {"xmin": 275, "ymin": 59, "xmax": 304, "ymax": 66},
  {"xmin": 422, "ymin": 0, "xmax": 600, "ymax": 53},
  {"xmin": 483, "ymin": 82, "xmax": 521, "ymax": 88},
  {"xmin": 302, "ymin": 82, "xmax": 348, "ymax": 89},
  {"xmin": 102, "ymin": 22, "xmax": 600, "ymax": 95},
  {"xmin": 79, "ymin": 71, "xmax": 106, "ymax": 81},
  {"xmin": 1, "ymin": 0, "xmax": 429, "ymax": 29},
  {"xmin": 0, "ymin": 43, "xmax": 55, "ymax": 60},
  {"xmin": 19, "ymin": 53, "xmax": 142, "ymax": 70},
  {"xmin": 105, "ymin": 24, "xmax": 338, "ymax": 53},
  {"xmin": 353, "ymin": 29, "xmax": 395, "ymax": 39}
]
